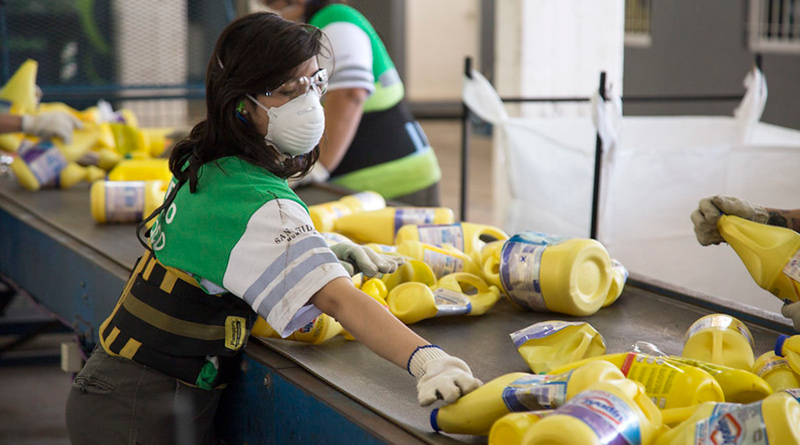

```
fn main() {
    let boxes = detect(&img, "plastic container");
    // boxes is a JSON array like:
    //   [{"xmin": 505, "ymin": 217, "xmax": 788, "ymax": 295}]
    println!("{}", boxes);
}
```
[
  {"xmin": 251, "ymin": 313, "xmax": 345, "ymax": 345},
  {"xmin": 520, "ymin": 379, "xmax": 663, "ymax": 445},
  {"xmin": 718, "ymin": 214, "xmax": 800, "ymax": 303},
  {"xmin": 548, "ymin": 352, "xmax": 725, "ymax": 409},
  {"xmin": 395, "ymin": 240, "xmax": 482, "ymax": 279},
  {"xmin": 603, "ymin": 259, "xmax": 629, "ymax": 307},
  {"xmin": 510, "ymin": 321, "xmax": 606, "ymax": 374},
  {"xmin": 332, "ymin": 206, "xmax": 455, "ymax": 245},
  {"xmin": 482, "ymin": 232, "xmax": 613, "ymax": 317},
  {"xmin": 90, "ymin": 180, "xmax": 167, "ymax": 224},
  {"xmin": 308, "ymin": 191, "xmax": 386, "ymax": 232},
  {"xmin": 385, "ymin": 272, "xmax": 500, "ymax": 324},
  {"xmin": 654, "ymin": 392, "xmax": 800, "ymax": 445},
  {"xmin": 754, "ymin": 350, "xmax": 800, "ymax": 392},
  {"xmin": 108, "ymin": 158, "xmax": 173, "ymax": 182},
  {"xmin": 682, "ymin": 313, "xmax": 755, "ymax": 370},
  {"xmin": 775, "ymin": 334, "xmax": 800, "ymax": 377},
  {"xmin": 394, "ymin": 222, "xmax": 509, "ymax": 262},
  {"xmin": 0, "ymin": 59, "xmax": 38, "ymax": 115},
  {"xmin": 431, "ymin": 360, "xmax": 626, "ymax": 436},
  {"xmin": 8, "ymin": 139, "xmax": 105, "ymax": 190},
  {"xmin": 381, "ymin": 259, "xmax": 437, "ymax": 292},
  {"xmin": 488, "ymin": 410, "xmax": 552, "ymax": 445}
]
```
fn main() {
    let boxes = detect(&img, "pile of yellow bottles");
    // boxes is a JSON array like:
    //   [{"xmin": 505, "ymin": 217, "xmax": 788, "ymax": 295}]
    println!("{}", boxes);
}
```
[{"xmin": 0, "ymin": 59, "xmax": 174, "ymax": 223}]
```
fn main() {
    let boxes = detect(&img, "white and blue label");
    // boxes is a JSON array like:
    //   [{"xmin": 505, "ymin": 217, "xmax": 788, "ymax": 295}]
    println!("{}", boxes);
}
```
[
  {"xmin": 416, "ymin": 224, "xmax": 465, "ymax": 251},
  {"xmin": 394, "ymin": 208, "xmax": 437, "ymax": 234},
  {"xmin": 18, "ymin": 140, "xmax": 67, "ymax": 186},
  {"xmin": 432, "ymin": 288, "xmax": 472, "ymax": 317},
  {"xmin": 510, "ymin": 321, "xmax": 587, "ymax": 348},
  {"xmin": 502, "ymin": 372, "xmax": 572, "ymax": 412},
  {"xmin": 554, "ymin": 390, "xmax": 641, "ymax": 445},
  {"xmin": 694, "ymin": 402, "xmax": 768, "ymax": 444}
]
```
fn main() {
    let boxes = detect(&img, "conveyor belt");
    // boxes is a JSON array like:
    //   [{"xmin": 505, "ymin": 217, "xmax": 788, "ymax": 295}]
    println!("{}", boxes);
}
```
[{"xmin": 0, "ymin": 174, "xmax": 795, "ymax": 444}]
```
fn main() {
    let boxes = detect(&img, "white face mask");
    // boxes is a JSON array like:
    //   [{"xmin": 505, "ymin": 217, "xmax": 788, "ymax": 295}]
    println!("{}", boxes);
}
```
[{"xmin": 246, "ymin": 91, "xmax": 325, "ymax": 157}]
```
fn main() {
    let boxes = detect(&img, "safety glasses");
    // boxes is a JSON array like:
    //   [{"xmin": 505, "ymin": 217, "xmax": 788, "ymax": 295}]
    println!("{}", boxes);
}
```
[{"xmin": 265, "ymin": 68, "xmax": 328, "ymax": 99}]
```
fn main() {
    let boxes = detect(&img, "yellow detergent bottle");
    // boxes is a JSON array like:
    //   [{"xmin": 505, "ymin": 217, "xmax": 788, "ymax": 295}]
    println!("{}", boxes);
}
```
[
  {"xmin": 682, "ymin": 313, "xmax": 756, "ymax": 370},
  {"xmin": 90, "ymin": 180, "xmax": 167, "ymax": 224},
  {"xmin": 140, "ymin": 127, "xmax": 175, "ymax": 157},
  {"xmin": 0, "ymin": 59, "xmax": 38, "ymax": 114},
  {"xmin": 604, "ymin": 259, "xmax": 629, "ymax": 307},
  {"xmin": 548, "ymin": 352, "xmax": 725, "ymax": 409},
  {"xmin": 775, "ymin": 334, "xmax": 800, "ymax": 377},
  {"xmin": 395, "ymin": 240, "xmax": 482, "ymax": 279},
  {"xmin": 385, "ymin": 272, "xmax": 500, "ymax": 324},
  {"xmin": 308, "ymin": 191, "xmax": 386, "ymax": 232},
  {"xmin": 520, "ymin": 379, "xmax": 663, "ymax": 445},
  {"xmin": 251, "ymin": 313, "xmax": 344, "ymax": 345},
  {"xmin": 510, "ymin": 321, "xmax": 606, "ymax": 374},
  {"xmin": 381, "ymin": 259, "xmax": 437, "ymax": 292},
  {"xmin": 107, "ymin": 122, "xmax": 149, "ymax": 158},
  {"xmin": 51, "ymin": 127, "xmax": 101, "ymax": 162},
  {"xmin": 482, "ymin": 232, "xmax": 613, "ymax": 317},
  {"xmin": 395, "ymin": 222, "xmax": 509, "ymax": 263},
  {"xmin": 754, "ymin": 350, "xmax": 800, "ymax": 392},
  {"xmin": 431, "ymin": 360, "xmax": 626, "ymax": 436},
  {"xmin": 488, "ymin": 410, "xmax": 553, "ymax": 445},
  {"xmin": 332, "ymin": 206, "xmax": 455, "ymax": 245},
  {"xmin": 8, "ymin": 139, "xmax": 104, "ymax": 190},
  {"xmin": 718, "ymin": 214, "xmax": 800, "ymax": 303},
  {"xmin": 108, "ymin": 158, "xmax": 172, "ymax": 182},
  {"xmin": 654, "ymin": 392, "xmax": 800, "ymax": 445}
]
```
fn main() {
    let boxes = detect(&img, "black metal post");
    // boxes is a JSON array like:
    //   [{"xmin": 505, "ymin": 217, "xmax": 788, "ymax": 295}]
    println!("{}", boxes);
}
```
[
  {"xmin": 460, "ymin": 57, "xmax": 472, "ymax": 222},
  {"xmin": 0, "ymin": 1, "xmax": 9, "ymax": 83},
  {"xmin": 590, "ymin": 71, "xmax": 606, "ymax": 240}
]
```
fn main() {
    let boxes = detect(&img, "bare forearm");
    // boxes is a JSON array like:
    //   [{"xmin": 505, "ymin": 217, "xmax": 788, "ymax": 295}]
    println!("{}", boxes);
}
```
[
  {"xmin": 0, "ymin": 114, "xmax": 23, "ymax": 133},
  {"xmin": 319, "ymin": 88, "xmax": 367, "ymax": 171},
  {"xmin": 765, "ymin": 208, "xmax": 800, "ymax": 232}
]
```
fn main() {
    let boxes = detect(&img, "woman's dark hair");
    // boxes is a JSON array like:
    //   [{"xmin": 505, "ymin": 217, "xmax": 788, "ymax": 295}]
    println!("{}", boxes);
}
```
[{"xmin": 170, "ymin": 12, "xmax": 324, "ymax": 193}]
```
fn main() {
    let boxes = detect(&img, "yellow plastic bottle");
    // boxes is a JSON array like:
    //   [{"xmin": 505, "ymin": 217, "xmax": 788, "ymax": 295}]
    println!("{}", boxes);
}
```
[
  {"xmin": 654, "ymin": 392, "xmax": 800, "ymax": 445},
  {"xmin": 108, "ymin": 158, "xmax": 172, "ymax": 182},
  {"xmin": 663, "ymin": 355, "xmax": 772, "ymax": 404},
  {"xmin": 488, "ymin": 410, "xmax": 552, "ymax": 445},
  {"xmin": 308, "ymin": 191, "xmax": 386, "ymax": 232},
  {"xmin": 718, "ymin": 214, "xmax": 800, "ymax": 303},
  {"xmin": 332, "ymin": 206, "xmax": 455, "ymax": 245},
  {"xmin": 775, "ymin": 334, "xmax": 800, "ymax": 377},
  {"xmin": 395, "ymin": 240, "xmax": 482, "ymax": 279},
  {"xmin": 381, "ymin": 259, "xmax": 437, "ymax": 292},
  {"xmin": 8, "ymin": 139, "xmax": 105, "ymax": 190},
  {"xmin": 385, "ymin": 272, "xmax": 500, "ymax": 324},
  {"xmin": 604, "ymin": 259, "xmax": 629, "ymax": 307},
  {"xmin": 431, "ymin": 360, "xmax": 626, "ymax": 436},
  {"xmin": 90, "ymin": 180, "xmax": 167, "ymax": 224},
  {"xmin": 394, "ymin": 222, "xmax": 509, "ymax": 262},
  {"xmin": 754, "ymin": 350, "xmax": 800, "ymax": 392},
  {"xmin": 251, "ymin": 313, "xmax": 345, "ymax": 345},
  {"xmin": 548, "ymin": 352, "xmax": 725, "ymax": 409},
  {"xmin": 0, "ymin": 59, "xmax": 38, "ymax": 155},
  {"xmin": 682, "ymin": 313, "xmax": 756, "ymax": 370},
  {"xmin": 510, "ymin": 321, "xmax": 606, "ymax": 374},
  {"xmin": 520, "ymin": 379, "xmax": 663, "ymax": 445},
  {"xmin": 482, "ymin": 232, "xmax": 613, "ymax": 317}
]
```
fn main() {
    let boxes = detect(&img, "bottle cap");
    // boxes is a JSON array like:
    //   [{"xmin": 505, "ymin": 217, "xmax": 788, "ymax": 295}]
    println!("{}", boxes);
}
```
[
  {"xmin": 776, "ymin": 334, "xmax": 791, "ymax": 357},
  {"xmin": 430, "ymin": 408, "xmax": 441, "ymax": 432}
]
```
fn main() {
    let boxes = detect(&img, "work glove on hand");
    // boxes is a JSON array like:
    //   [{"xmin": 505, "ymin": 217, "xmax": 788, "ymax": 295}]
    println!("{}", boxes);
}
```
[
  {"xmin": 289, "ymin": 162, "xmax": 329, "ymax": 189},
  {"xmin": 408, "ymin": 345, "xmax": 482, "ymax": 407},
  {"xmin": 691, "ymin": 195, "xmax": 768, "ymax": 246},
  {"xmin": 21, "ymin": 111, "xmax": 83, "ymax": 144},
  {"xmin": 781, "ymin": 300, "xmax": 800, "ymax": 332},
  {"xmin": 330, "ymin": 241, "xmax": 403, "ymax": 278}
]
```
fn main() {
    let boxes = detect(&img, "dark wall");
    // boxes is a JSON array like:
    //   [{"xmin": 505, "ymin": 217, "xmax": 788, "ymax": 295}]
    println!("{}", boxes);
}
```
[{"xmin": 623, "ymin": 1, "xmax": 800, "ymax": 130}]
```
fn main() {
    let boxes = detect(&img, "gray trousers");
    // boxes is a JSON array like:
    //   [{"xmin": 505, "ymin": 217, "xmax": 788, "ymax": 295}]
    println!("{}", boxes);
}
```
[{"xmin": 66, "ymin": 348, "xmax": 222, "ymax": 445}]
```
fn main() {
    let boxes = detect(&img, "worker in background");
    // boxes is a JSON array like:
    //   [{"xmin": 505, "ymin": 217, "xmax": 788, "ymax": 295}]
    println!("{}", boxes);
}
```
[
  {"xmin": 65, "ymin": 13, "xmax": 480, "ymax": 444},
  {"xmin": 692, "ymin": 194, "xmax": 800, "ymax": 329},
  {"xmin": 262, "ymin": 0, "xmax": 443, "ymax": 207},
  {"xmin": 0, "ymin": 111, "xmax": 82, "ymax": 144}
]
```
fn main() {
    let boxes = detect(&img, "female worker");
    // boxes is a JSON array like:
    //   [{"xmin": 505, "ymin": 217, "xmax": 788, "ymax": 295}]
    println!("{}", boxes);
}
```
[
  {"xmin": 264, "ymin": 0, "xmax": 443, "ymax": 206},
  {"xmin": 65, "ymin": 13, "xmax": 480, "ymax": 444}
]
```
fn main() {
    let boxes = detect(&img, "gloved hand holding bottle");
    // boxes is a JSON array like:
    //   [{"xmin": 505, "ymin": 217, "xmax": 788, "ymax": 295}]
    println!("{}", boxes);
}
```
[
  {"xmin": 20, "ymin": 111, "xmax": 84, "ymax": 144},
  {"xmin": 330, "ymin": 240, "xmax": 404, "ymax": 277}
]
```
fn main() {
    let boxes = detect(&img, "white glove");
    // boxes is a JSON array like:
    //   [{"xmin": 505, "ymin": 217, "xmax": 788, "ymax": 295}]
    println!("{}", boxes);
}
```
[
  {"xmin": 330, "ymin": 241, "xmax": 402, "ymax": 277},
  {"xmin": 781, "ymin": 300, "xmax": 800, "ymax": 332},
  {"xmin": 691, "ymin": 195, "xmax": 768, "ymax": 246},
  {"xmin": 407, "ymin": 345, "xmax": 482, "ymax": 406},
  {"xmin": 21, "ymin": 111, "xmax": 83, "ymax": 144},
  {"xmin": 289, "ymin": 162, "xmax": 329, "ymax": 189}
]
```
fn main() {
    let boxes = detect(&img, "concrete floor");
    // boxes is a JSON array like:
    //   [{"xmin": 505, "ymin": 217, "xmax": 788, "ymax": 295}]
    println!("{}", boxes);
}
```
[{"xmin": 0, "ymin": 118, "xmax": 494, "ymax": 444}]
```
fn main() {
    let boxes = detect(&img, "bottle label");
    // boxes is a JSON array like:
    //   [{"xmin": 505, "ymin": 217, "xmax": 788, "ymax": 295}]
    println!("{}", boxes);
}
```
[
  {"xmin": 554, "ymin": 389, "xmax": 642, "ymax": 445},
  {"xmin": 510, "ymin": 321, "xmax": 588, "ymax": 348},
  {"xmin": 684, "ymin": 314, "xmax": 755, "ymax": 348},
  {"xmin": 694, "ymin": 402, "xmax": 768, "ymax": 444},
  {"xmin": 502, "ymin": 372, "xmax": 572, "ymax": 411},
  {"xmin": 18, "ymin": 140, "xmax": 67, "ymax": 186},
  {"xmin": 620, "ymin": 353, "xmax": 683, "ymax": 409},
  {"xmin": 422, "ymin": 248, "xmax": 463, "ymax": 278},
  {"xmin": 349, "ymin": 192, "xmax": 384, "ymax": 211},
  {"xmin": 416, "ymin": 224, "xmax": 465, "ymax": 251},
  {"xmin": 499, "ymin": 241, "xmax": 548, "ymax": 311},
  {"xmin": 394, "ymin": 208, "xmax": 437, "ymax": 234},
  {"xmin": 754, "ymin": 355, "xmax": 791, "ymax": 377},
  {"xmin": 104, "ymin": 181, "xmax": 146, "ymax": 223},
  {"xmin": 783, "ymin": 388, "xmax": 800, "ymax": 402},
  {"xmin": 432, "ymin": 288, "xmax": 472, "ymax": 317},
  {"xmin": 783, "ymin": 248, "xmax": 800, "ymax": 285}
]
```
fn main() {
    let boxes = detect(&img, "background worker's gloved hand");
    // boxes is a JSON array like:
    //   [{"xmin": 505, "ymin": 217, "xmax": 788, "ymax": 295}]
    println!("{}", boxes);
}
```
[
  {"xmin": 781, "ymin": 300, "xmax": 800, "ymax": 332},
  {"xmin": 408, "ymin": 345, "xmax": 482, "ymax": 406},
  {"xmin": 691, "ymin": 195, "xmax": 768, "ymax": 246},
  {"xmin": 21, "ymin": 111, "xmax": 83, "ymax": 144},
  {"xmin": 289, "ymin": 162, "xmax": 329, "ymax": 189},
  {"xmin": 330, "ymin": 241, "xmax": 402, "ymax": 277}
]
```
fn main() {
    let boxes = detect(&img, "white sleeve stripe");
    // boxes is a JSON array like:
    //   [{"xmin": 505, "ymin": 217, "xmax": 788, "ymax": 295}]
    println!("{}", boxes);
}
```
[
  {"xmin": 250, "ymin": 246, "xmax": 339, "ymax": 314},
  {"xmin": 240, "ymin": 235, "xmax": 324, "ymax": 304}
]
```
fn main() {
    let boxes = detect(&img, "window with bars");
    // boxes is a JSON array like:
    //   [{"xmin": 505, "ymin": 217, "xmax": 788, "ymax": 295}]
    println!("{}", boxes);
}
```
[
  {"xmin": 625, "ymin": 0, "xmax": 652, "ymax": 47},
  {"xmin": 749, "ymin": 0, "xmax": 800, "ymax": 53}
]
